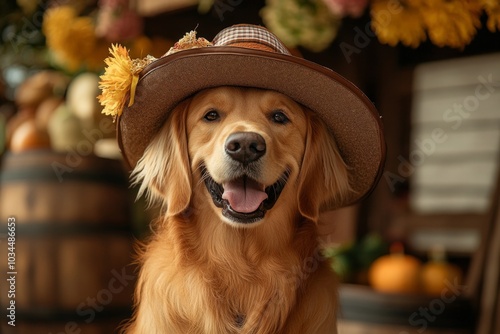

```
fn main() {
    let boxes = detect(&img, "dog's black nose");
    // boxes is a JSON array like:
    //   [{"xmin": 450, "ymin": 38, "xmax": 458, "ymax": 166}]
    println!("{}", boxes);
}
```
[{"xmin": 225, "ymin": 132, "xmax": 266, "ymax": 164}]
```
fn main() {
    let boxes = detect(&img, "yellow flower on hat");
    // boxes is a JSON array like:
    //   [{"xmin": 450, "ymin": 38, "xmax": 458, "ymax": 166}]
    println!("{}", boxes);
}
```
[
  {"xmin": 98, "ymin": 45, "xmax": 134, "ymax": 119},
  {"xmin": 98, "ymin": 44, "xmax": 157, "ymax": 120}
]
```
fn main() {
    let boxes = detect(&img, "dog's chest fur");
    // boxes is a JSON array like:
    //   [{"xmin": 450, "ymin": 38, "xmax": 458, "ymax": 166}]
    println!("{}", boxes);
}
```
[{"xmin": 133, "ymin": 213, "xmax": 334, "ymax": 334}]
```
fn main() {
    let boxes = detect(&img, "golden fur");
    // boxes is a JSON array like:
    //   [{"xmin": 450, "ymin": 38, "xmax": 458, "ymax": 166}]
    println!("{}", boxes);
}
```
[{"xmin": 124, "ymin": 87, "xmax": 351, "ymax": 333}]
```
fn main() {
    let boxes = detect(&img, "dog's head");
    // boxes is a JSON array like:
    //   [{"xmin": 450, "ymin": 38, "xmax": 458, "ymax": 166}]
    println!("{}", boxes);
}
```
[{"xmin": 133, "ymin": 87, "xmax": 351, "ymax": 227}]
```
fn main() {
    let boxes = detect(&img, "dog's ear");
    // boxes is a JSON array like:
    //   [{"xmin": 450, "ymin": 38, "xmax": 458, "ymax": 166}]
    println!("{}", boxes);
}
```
[
  {"xmin": 297, "ymin": 113, "xmax": 352, "ymax": 222},
  {"xmin": 132, "ymin": 100, "xmax": 192, "ymax": 216}
]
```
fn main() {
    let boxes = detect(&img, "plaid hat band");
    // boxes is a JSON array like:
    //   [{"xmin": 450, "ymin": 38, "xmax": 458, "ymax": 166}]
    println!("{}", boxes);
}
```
[{"xmin": 212, "ymin": 25, "xmax": 292, "ymax": 55}]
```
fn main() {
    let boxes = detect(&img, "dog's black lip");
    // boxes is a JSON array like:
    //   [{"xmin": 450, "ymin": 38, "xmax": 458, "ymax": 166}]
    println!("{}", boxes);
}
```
[{"xmin": 201, "ymin": 165, "xmax": 289, "ymax": 224}]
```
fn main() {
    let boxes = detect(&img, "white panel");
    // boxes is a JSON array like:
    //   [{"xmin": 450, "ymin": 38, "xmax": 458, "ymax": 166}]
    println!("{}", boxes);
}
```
[
  {"xmin": 410, "ymin": 53, "xmax": 500, "ymax": 214},
  {"xmin": 413, "ymin": 52, "xmax": 500, "ymax": 91},
  {"xmin": 410, "ymin": 193, "xmax": 491, "ymax": 214},
  {"xmin": 410, "ymin": 128, "xmax": 500, "ymax": 155},
  {"xmin": 413, "ymin": 161, "xmax": 497, "ymax": 188},
  {"xmin": 412, "ymin": 89, "xmax": 500, "ymax": 123}
]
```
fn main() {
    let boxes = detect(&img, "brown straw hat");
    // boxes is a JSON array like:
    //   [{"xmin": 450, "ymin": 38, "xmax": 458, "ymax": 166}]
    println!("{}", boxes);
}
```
[{"xmin": 99, "ymin": 24, "xmax": 385, "ymax": 208}]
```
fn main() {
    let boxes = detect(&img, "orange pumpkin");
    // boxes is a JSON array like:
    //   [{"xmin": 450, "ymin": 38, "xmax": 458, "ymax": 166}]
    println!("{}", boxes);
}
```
[
  {"xmin": 421, "ymin": 246, "xmax": 463, "ymax": 297},
  {"xmin": 368, "ymin": 242, "xmax": 422, "ymax": 294}
]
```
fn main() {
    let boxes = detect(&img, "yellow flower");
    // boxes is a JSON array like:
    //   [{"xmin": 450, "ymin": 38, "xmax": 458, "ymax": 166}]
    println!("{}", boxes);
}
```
[
  {"xmin": 371, "ymin": 0, "xmax": 483, "ymax": 49},
  {"xmin": 43, "ymin": 6, "xmax": 96, "ymax": 71},
  {"xmin": 481, "ymin": 0, "xmax": 500, "ymax": 32},
  {"xmin": 98, "ymin": 45, "xmax": 157, "ymax": 119},
  {"xmin": 43, "ymin": 6, "xmax": 74, "ymax": 36},
  {"xmin": 370, "ymin": 0, "xmax": 426, "ymax": 48},
  {"xmin": 420, "ymin": 0, "xmax": 482, "ymax": 48},
  {"xmin": 98, "ymin": 45, "xmax": 134, "ymax": 119}
]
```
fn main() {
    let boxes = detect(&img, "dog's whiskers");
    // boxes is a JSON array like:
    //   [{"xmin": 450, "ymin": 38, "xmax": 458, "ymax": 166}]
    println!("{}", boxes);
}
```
[{"xmin": 196, "ymin": 164, "xmax": 213, "ymax": 188}]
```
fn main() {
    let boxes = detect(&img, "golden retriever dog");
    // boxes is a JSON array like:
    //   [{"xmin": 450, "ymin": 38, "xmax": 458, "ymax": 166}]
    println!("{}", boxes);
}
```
[{"xmin": 123, "ymin": 86, "xmax": 351, "ymax": 333}]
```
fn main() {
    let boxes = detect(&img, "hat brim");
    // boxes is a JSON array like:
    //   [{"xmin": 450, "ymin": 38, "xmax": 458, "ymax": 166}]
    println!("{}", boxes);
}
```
[{"xmin": 117, "ymin": 46, "xmax": 385, "ymax": 208}]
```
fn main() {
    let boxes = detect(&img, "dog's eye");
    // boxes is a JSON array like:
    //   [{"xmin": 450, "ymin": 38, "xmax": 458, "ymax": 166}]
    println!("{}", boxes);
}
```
[
  {"xmin": 271, "ymin": 110, "xmax": 289, "ymax": 124},
  {"xmin": 204, "ymin": 110, "xmax": 220, "ymax": 122}
]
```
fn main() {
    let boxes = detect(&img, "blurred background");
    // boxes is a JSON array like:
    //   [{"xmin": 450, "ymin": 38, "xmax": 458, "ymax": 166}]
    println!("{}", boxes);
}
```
[{"xmin": 0, "ymin": 0, "xmax": 499, "ymax": 333}]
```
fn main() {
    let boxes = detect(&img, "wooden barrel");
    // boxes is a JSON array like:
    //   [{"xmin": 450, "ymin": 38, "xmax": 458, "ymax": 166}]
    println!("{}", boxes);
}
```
[
  {"xmin": 338, "ymin": 284, "xmax": 475, "ymax": 334},
  {"xmin": 0, "ymin": 150, "xmax": 136, "ymax": 334}
]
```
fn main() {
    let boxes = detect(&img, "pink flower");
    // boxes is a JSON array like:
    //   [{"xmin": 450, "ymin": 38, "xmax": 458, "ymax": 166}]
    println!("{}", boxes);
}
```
[
  {"xmin": 95, "ymin": 5, "xmax": 143, "ymax": 42},
  {"xmin": 322, "ymin": 0, "xmax": 369, "ymax": 18}
]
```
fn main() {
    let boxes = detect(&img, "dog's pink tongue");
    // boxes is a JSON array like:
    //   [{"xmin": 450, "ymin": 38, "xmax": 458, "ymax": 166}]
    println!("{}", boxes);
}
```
[{"xmin": 222, "ymin": 178, "xmax": 268, "ymax": 213}]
